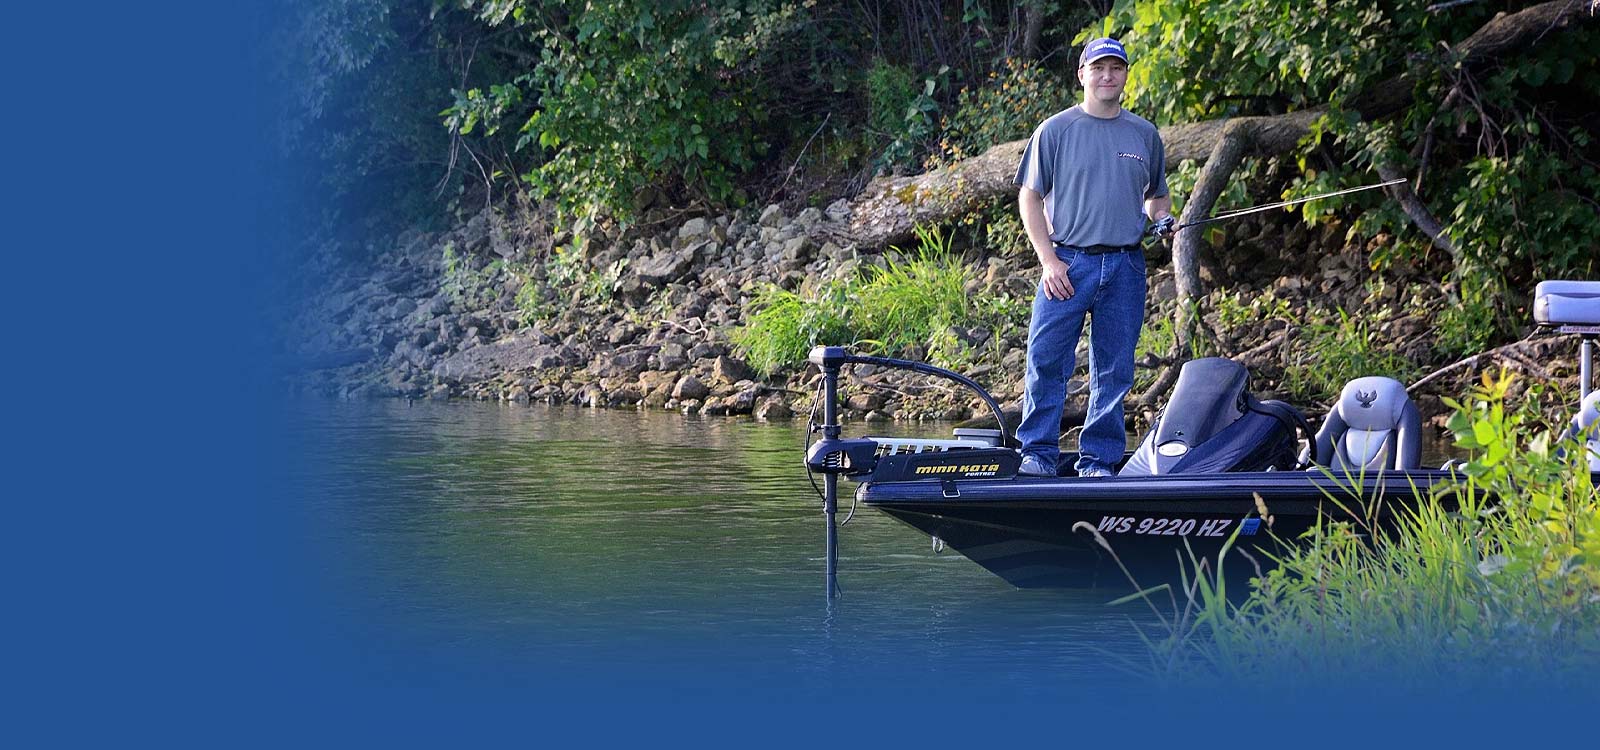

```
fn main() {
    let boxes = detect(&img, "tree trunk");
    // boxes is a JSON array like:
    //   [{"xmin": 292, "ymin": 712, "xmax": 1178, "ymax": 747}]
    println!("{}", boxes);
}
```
[
  {"xmin": 1169, "ymin": 122, "xmax": 1250, "ymax": 360},
  {"xmin": 1021, "ymin": 0, "xmax": 1045, "ymax": 60}
]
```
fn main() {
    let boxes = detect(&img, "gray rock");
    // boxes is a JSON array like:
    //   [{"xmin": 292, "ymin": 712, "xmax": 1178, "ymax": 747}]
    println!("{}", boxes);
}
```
[
  {"xmin": 429, "ymin": 332, "xmax": 563, "ymax": 383},
  {"xmin": 824, "ymin": 199, "xmax": 851, "ymax": 223},
  {"xmin": 636, "ymin": 247, "xmax": 696, "ymax": 285},
  {"xmin": 727, "ymin": 387, "xmax": 758, "ymax": 415},
  {"xmin": 608, "ymin": 323, "xmax": 640, "ymax": 346},
  {"xmin": 758, "ymin": 204, "xmax": 785, "ymax": 227},
  {"xmin": 712, "ymin": 355, "xmax": 753, "ymax": 385},
  {"xmin": 781, "ymin": 236, "xmax": 814, "ymax": 262},
  {"xmin": 612, "ymin": 350, "xmax": 652, "ymax": 375},
  {"xmin": 689, "ymin": 342, "xmax": 727, "ymax": 360},
  {"xmin": 656, "ymin": 342, "xmax": 689, "ymax": 371},
  {"xmin": 679, "ymin": 217, "xmax": 711, "ymax": 240},
  {"xmin": 672, "ymin": 374, "xmax": 711, "ymax": 401},
  {"xmin": 462, "ymin": 212, "xmax": 490, "ymax": 251},
  {"xmin": 755, "ymin": 397, "xmax": 793, "ymax": 420},
  {"xmin": 394, "ymin": 342, "xmax": 431, "ymax": 369},
  {"xmin": 795, "ymin": 207, "xmax": 824, "ymax": 228}
]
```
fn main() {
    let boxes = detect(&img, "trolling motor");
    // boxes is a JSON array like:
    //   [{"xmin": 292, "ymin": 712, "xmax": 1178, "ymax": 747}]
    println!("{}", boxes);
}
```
[{"xmin": 804, "ymin": 345, "xmax": 1013, "ymax": 598}]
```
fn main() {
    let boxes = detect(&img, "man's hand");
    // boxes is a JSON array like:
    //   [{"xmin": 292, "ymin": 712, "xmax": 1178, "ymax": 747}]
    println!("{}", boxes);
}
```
[
  {"xmin": 1148, "ymin": 214, "xmax": 1177, "ymax": 239},
  {"xmin": 1041, "ymin": 256, "xmax": 1074, "ymax": 301}
]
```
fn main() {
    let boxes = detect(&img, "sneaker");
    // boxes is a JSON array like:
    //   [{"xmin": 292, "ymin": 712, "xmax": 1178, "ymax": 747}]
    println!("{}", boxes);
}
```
[
  {"xmin": 1018, "ymin": 455, "xmax": 1054, "ymax": 477},
  {"xmin": 1076, "ymin": 465, "xmax": 1114, "ymax": 479}
]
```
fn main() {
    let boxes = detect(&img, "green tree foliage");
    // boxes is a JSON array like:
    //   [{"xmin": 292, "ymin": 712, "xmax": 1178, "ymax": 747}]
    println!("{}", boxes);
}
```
[
  {"xmin": 933, "ymin": 57, "xmax": 1070, "ymax": 166},
  {"xmin": 1105, "ymin": 0, "xmax": 1600, "ymax": 355},
  {"xmin": 267, "ymin": 0, "xmax": 538, "ymax": 249},
  {"xmin": 449, "ymin": 0, "xmax": 813, "ymax": 229}
]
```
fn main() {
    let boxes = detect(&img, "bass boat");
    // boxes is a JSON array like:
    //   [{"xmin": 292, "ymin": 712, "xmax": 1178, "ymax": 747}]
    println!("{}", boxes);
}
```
[{"xmin": 803, "ymin": 280, "xmax": 1600, "ymax": 591}]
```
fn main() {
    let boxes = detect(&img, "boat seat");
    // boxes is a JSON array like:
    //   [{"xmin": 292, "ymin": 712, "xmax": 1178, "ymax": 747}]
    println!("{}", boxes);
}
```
[
  {"xmin": 1534, "ymin": 280, "xmax": 1600, "ymax": 327},
  {"xmin": 1564, "ymin": 390, "xmax": 1600, "ymax": 472},
  {"xmin": 1313, "ymin": 376, "xmax": 1422, "ymax": 471}
]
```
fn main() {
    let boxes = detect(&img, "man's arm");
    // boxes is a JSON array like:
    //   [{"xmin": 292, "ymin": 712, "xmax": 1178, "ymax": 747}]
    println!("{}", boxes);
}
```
[
  {"xmin": 1019, "ymin": 187, "xmax": 1073, "ymax": 300},
  {"xmin": 1145, "ymin": 194, "xmax": 1172, "ymax": 222},
  {"xmin": 1145, "ymin": 193, "xmax": 1175, "ymax": 238}
]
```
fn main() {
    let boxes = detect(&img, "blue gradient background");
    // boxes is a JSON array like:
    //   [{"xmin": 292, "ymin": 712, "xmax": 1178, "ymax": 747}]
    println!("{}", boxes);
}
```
[{"xmin": 10, "ymin": 2, "xmax": 1592, "ymax": 745}]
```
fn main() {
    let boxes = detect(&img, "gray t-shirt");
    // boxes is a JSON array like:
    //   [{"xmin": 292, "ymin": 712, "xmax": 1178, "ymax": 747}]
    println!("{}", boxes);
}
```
[{"xmin": 1014, "ymin": 106, "xmax": 1168, "ymax": 248}]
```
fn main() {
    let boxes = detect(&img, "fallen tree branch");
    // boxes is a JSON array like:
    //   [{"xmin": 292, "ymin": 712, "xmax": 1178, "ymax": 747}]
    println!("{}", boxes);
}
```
[
  {"xmin": 1235, "ymin": 327, "xmax": 1294, "ymax": 366},
  {"xmin": 1406, "ymin": 335, "xmax": 1549, "ymax": 392}
]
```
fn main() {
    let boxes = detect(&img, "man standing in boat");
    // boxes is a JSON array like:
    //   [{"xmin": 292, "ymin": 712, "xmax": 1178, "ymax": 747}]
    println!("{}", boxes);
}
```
[{"xmin": 1013, "ymin": 37, "xmax": 1173, "ymax": 478}]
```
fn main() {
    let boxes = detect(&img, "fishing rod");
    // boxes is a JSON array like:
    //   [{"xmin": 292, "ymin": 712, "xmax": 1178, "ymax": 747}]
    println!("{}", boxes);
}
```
[{"xmin": 1153, "ymin": 178, "xmax": 1408, "ymax": 235}]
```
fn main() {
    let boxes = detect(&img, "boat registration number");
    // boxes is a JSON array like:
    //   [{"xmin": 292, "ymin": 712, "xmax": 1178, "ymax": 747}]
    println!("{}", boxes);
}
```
[{"xmin": 1095, "ymin": 516, "xmax": 1238, "ymax": 537}]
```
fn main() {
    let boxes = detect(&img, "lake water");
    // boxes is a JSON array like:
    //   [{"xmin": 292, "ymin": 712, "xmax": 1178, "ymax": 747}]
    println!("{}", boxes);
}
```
[{"xmin": 283, "ymin": 399, "xmax": 1170, "ymax": 696}]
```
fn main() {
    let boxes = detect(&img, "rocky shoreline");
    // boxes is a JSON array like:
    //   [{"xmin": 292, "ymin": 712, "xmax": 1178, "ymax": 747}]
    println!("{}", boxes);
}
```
[{"xmin": 278, "ymin": 194, "xmax": 1582, "ymax": 431}]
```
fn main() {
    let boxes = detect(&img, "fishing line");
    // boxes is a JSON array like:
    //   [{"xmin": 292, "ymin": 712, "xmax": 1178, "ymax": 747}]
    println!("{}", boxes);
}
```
[{"xmin": 805, "ymin": 377, "xmax": 826, "ymax": 505}]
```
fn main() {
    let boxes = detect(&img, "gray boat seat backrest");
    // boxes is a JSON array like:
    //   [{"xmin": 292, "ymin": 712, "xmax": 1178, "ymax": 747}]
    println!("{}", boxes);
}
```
[
  {"xmin": 1313, "ymin": 376, "xmax": 1422, "ymax": 471},
  {"xmin": 1567, "ymin": 390, "xmax": 1600, "ymax": 472}
]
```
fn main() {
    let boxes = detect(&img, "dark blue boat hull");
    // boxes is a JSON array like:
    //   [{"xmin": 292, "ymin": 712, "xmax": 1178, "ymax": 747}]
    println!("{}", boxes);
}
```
[{"xmin": 858, "ymin": 469, "xmax": 1456, "ymax": 589}]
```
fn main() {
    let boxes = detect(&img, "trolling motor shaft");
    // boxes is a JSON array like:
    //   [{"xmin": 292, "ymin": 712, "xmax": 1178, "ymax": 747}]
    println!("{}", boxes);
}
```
[{"xmin": 806, "ymin": 345, "xmax": 1015, "ymax": 598}]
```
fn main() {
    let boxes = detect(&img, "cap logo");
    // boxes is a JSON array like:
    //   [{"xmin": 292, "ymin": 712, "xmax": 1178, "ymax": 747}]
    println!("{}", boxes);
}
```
[{"xmin": 1080, "ymin": 38, "xmax": 1129, "ymax": 66}]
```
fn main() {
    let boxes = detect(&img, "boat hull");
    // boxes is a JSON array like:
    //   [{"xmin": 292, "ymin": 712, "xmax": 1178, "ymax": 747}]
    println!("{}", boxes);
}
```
[{"xmin": 858, "ymin": 470, "xmax": 1456, "ymax": 589}]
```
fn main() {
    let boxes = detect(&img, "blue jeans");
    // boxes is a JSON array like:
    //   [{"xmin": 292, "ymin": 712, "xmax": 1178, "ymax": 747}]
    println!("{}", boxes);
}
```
[{"xmin": 1017, "ymin": 246, "xmax": 1147, "ymax": 474}]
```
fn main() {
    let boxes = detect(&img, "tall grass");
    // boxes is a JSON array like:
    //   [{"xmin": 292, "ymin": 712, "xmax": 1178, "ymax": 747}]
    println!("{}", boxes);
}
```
[
  {"xmin": 1121, "ymin": 372, "xmax": 1600, "ymax": 686},
  {"xmin": 733, "ymin": 226, "xmax": 992, "ymax": 375}
]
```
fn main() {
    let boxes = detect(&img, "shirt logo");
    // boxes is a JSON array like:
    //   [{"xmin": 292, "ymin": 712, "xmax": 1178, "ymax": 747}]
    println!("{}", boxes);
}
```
[{"xmin": 1117, "ymin": 152, "xmax": 1146, "ymax": 163}]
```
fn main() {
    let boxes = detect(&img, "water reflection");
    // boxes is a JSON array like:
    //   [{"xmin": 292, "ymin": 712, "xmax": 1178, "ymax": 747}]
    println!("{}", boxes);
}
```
[{"xmin": 284, "ymin": 400, "xmax": 1169, "ymax": 688}]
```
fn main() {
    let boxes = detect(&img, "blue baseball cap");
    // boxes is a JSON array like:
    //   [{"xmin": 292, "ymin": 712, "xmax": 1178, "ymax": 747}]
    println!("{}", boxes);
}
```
[{"xmin": 1079, "ymin": 38, "xmax": 1129, "ymax": 66}]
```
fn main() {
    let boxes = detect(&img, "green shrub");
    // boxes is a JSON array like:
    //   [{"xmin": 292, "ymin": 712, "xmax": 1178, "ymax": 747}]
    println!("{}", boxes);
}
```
[
  {"xmin": 734, "ymin": 226, "xmax": 1012, "ymax": 374},
  {"xmin": 1210, "ymin": 288, "xmax": 1291, "ymax": 331},
  {"xmin": 864, "ymin": 60, "xmax": 919, "ymax": 143},
  {"xmin": 933, "ymin": 57, "xmax": 1069, "ymax": 167},
  {"xmin": 733, "ymin": 283, "xmax": 853, "ymax": 377},
  {"xmin": 867, "ymin": 61, "xmax": 948, "ymax": 171},
  {"xmin": 854, "ymin": 228, "xmax": 970, "ymax": 352},
  {"xmin": 514, "ymin": 240, "xmax": 630, "ymax": 325},
  {"xmin": 458, "ymin": 1, "xmax": 806, "ymax": 227},
  {"xmin": 1282, "ymin": 308, "xmax": 1416, "ymax": 403}
]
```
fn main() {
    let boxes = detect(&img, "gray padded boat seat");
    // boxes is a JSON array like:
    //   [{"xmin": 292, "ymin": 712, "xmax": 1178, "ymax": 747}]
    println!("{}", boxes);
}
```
[
  {"xmin": 1566, "ymin": 391, "xmax": 1600, "ymax": 472},
  {"xmin": 1534, "ymin": 280, "xmax": 1600, "ymax": 328},
  {"xmin": 1313, "ymin": 376, "xmax": 1422, "ymax": 471}
]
